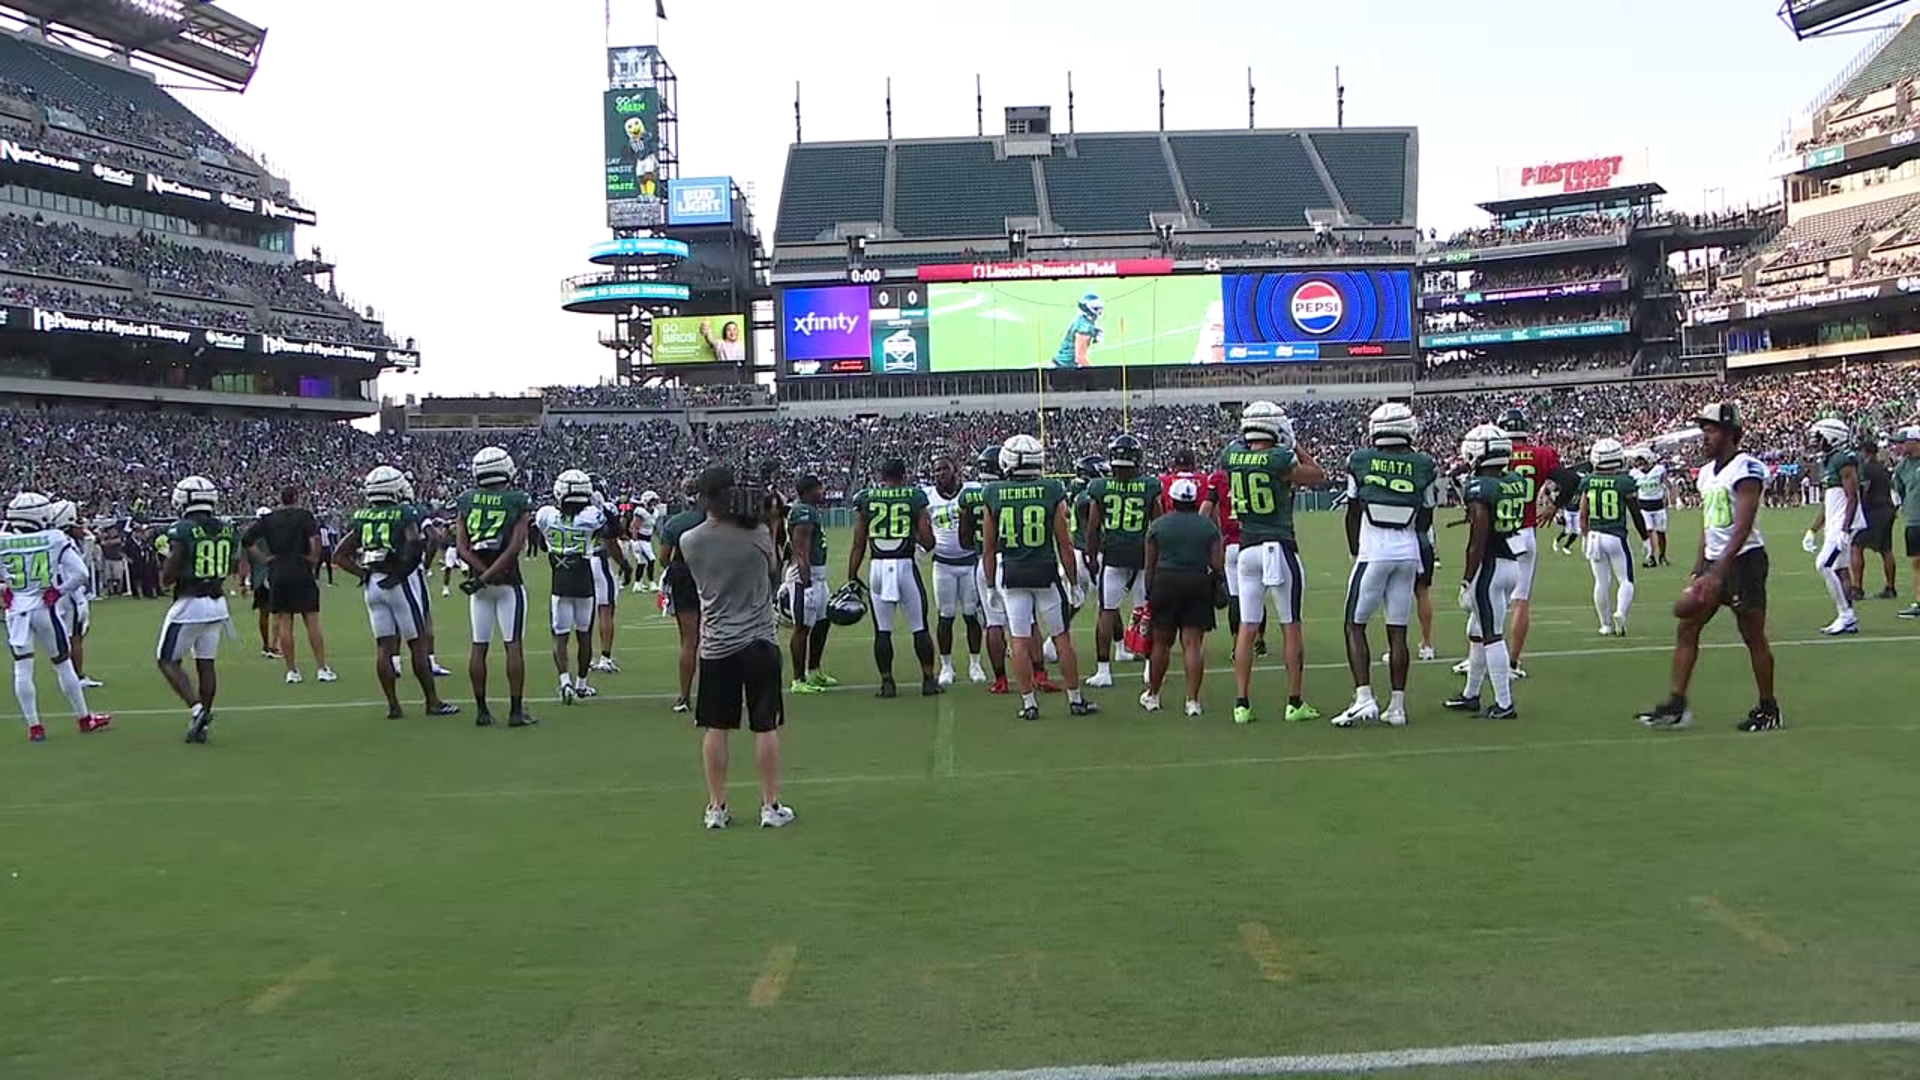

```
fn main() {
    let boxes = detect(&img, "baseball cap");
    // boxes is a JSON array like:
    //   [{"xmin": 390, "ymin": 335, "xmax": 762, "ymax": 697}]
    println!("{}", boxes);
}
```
[
  {"xmin": 1899, "ymin": 425, "xmax": 1920, "ymax": 443},
  {"xmin": 1693, "ymin": 402, "xmax": 1742, "ymax": 430},
  {"xmin": 1169, "ymin": 477, "xmax": 1201, "ymax": 504}
]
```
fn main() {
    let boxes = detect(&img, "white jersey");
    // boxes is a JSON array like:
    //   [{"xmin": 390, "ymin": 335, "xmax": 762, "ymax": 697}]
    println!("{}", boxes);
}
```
[
  {"xmin": 1822, "ymin": 470, "xmax": 1867, "ymax": 537},
  {"xmin": 631, "ymin": 505, "xmax": 658, "ymax": 540},
  {"xmin": 1344, "ymin": 472, "xmax": 1438, "ymax": 562},
  {"xmin": 924, "ymin": 483, "xmax": 979, "ymax": 564},
  {"xmin": 1697, "ymin": 453, "xmax": 1768, "ymax": 560},
  {"xmin": 1, "ymin": 528, "xmax": 86, "ymax": 615},
  {"xmin": 534, "ymin": 504, "xmax": 608, "ymax": 558},
  {"xmin": 1631, "ymin": 465, "xmax": 1668, "ymax": 506}
]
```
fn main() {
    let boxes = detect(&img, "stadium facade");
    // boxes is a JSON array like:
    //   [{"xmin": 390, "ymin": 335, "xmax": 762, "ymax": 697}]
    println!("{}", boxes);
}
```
[{"xmin": 0, "ymin": 9, "xmax": 413, "ymax": 420}]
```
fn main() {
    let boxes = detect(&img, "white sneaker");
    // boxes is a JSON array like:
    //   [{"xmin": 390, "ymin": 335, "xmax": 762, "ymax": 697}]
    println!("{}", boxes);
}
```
[
  {"xmin": 1511, "ymin": 664, "xmax": 1528, "ymax": 679},
  {"xmin": 1598, "ymin": 624, "xmax": 1615, "ymax": 637},
  {"xmin": 760, "ymin": 802, "xmax": 796, "ymax": 828},
  {"xmin": 1381, "ymin": 703, "xmax": 1407, "ymax": 727},
  {"xmin": 1450, "ymin": 658, "xmax": 1471, "ymax": 675},
  {"xmin": 284, "ymin": 670, "xmax": 303, "ymax": 685},
  {"xmin": 592, "ymin": 656, "xmax": 620, "ymax": 673},
  {"xmin": 561, "ymin": 683, "xmax": 577, "ymax": 706},
  {"xmin": 1087, "ymin": 669, "xmax": 1114, "ymax": 689},
  {"xmin": 1821, "ymin": 616, "xmax": 1859, "ymax": 636},
  {"xmin": 968, "ymin": 660, "xmax": 987, "ymax": 684},
  {"xmin": 79, "ymin": 677, "xmax": 104, "ymax": 689},
  {"xmin": 1612, "ymin": 615, "xmax": 1628, "ymax": 637},
  {"xmin": 631, "ymin": 581, "xmax": 644, "ymax": 595},
  {"xmin": 1184, "ymin": 699, "xmax": 1203, "ymax": 717},
  {"xmin": 441, "ymin": 586, "xmax": 451, "ymax": 598},
  {"xmin": 1138, "ymin": 690, "xmax": 1162, "ymax": 712},
  {"xmin": 1418, "ymin": 645, "xmax": 1436, "ymax": 661},
  {"xmin": 576, "ymin": 682, "xmax": 597, "ymax": 698},
  {"xmin": 703, "ymin": 805, "xmax": 731, "ymax": 830},
  {"xmin": 937, "ymin": 666, "xmax": 955, "ymax": 687},
  {"xmin": 431, "ymin": 662, "xmax": 453, "ymax": 676},
  {"xmin": 316, "ymin": 667, "xmax": 338, "ymax": 683},
  {"xmin": 1331, "ymin": 698, "xmax": 1380, "ymax": 728}
]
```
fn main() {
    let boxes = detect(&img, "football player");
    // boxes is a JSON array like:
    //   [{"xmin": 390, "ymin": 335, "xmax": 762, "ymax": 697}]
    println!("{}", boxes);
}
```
[
  {"xmin": 1198, "ymin": 448, "xmax": 1267, "ymax": 661},
  {"xmin": 156, "ymin": 477, "xmax": 241, "ymax": 744},
  {"xmin": 1578, "ymin": 438, "xmax": 1648, "ymax": 637},
  {"xmin": 982, "ymin": 434, "xmax": 1096, "ymax": 720},
  {"xmin": 1804, "ymin": 417, "xmax": 1865, "ymax": 635},
  {"xmin": 1498, "ymin": 407, "xmax": 1559, "ymax": 677},
  {"xmin": 335, "ymin": 466, "xmax": 458, "ymax": 719},
  {"xmin": 536, "ymin": 470, "xmax": 621, "ymax": 705},
  {"xmin": 658, "ymin": 479, "xmax": 707, "ymax": 713},
  {"xmin": 1637, "ymin": 403, "xmax": 1780, "ymax": 732},
  {"xmin": 847, "ymin": 458, "xmax": 941, "ymax": 698},
  {"xmin": 1219, "ymin": 401, "xmax": 1326, "ymax": 725},
  {"xmin": 1332, "ymin": 403, "xmax": 1436, "ymax": 728},
  {"xmin": 924, "ymin": 454, "xmax": 987, "ymax": 687},
  {"xmin": 1630, "ymin": 450, "xmax": 1672, "ymax": 567},
  {"xmin": 1082, "ymin": 433, "xmax": 1160, "ymax": 687},
  {"xmin": 587, "ymin": 476, "xmax": 632, "ymax": 674},
  {"xmin": 3, "ymin": 492, "xmax": 109, "ymax": 742},
  {"xmin": 1053, "ymin": 293, "xmax": 1103, "ymax": 369},
  {"xmin": 960, "ymin": 446, "xmax": 1012, "ymax": 693},
  {"xmin": 782, "ymin": 475, "xmax": 837, "ymax": 693},
  {"xmin": 455, "ymin": 446, "xmax": 537, "ymax": 728},
  {"xmin": 1444, "ymin": 426, "xmax": 1525, "ymax": 720},
  {"xmin": 1895, "ymin": 427, "xmax": 1920, "ymax": 619},
  {"xmin": 46, "ymin": 500, "xmax": 102, "ymax": 689},
  {"xmin": 629, "ymin": 490, "xmax": 662, "ymax": 593}
]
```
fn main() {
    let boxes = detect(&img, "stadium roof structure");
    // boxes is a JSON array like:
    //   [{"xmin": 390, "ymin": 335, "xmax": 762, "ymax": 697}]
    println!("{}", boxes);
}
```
[
  {"xmin": 1476, "ymin": 182, "xmax": 1667, "ymax": 216},
  {"xmin": 1, "ymin": 0, "xmax": 264, "ymax": 90},
  {"xmin": 1781, "ymin": 0, "xmax": 1910, "ymax": 39},
  {"xmin": 772, "ymin": 127, "xmax": 1418, "ymax": 247}
]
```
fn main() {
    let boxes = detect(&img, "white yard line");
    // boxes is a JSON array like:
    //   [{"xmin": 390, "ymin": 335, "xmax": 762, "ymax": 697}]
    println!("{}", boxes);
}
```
[{"xmin": 766, "ymin": 1021, "xmax": 1920, "ymax": 1080}]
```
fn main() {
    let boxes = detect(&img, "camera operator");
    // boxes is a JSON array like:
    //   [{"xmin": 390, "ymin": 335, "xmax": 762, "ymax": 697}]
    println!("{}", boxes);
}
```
[{"xmin": 677, "ymin": 467, "xmax": 794, "ymax": 831}]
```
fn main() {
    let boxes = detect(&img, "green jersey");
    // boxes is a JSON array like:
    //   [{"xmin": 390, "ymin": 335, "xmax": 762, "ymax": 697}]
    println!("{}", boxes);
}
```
[
  {"xmin": 535, "ymin": 503, "xmax": 609, "ymax": 598},
  {"xmin": 1346, "ymin": 448, "xmax": 1438, "ymax": 530},
  {"xmin": 349, "ymin": 503, "xmax": 426, "ymax": 580},
  {"xmin": 1053, "ymin": 313, "xmax": 1099, "ymax": 368},
  {"xmin": 986, "ymin": 477, "xmax": 1066, "ymax": 587},
  {"xmin": 855, "ymin": 484, "xmax": 928, "ymax": 560},
  {"xmin": 166, "ymin": 514, "xmax": 238, "ymax": 598},
  {"xmin": 1465, "ymin": 472, "xmax": 1529, "ymax": 562},
  {"xmin": 1087, "ymin": 475, "xmax": 1162, "ymax": 569},
  {"xmin": 957, "ymin": 486, "xmax": 988, "ymax": 551},
  {"xmin": 1220, "ymin": 441, "xmax": 1300, "ymax": 545},
  {"xmin": 787, "ymin": 501, "xmax": 829, "ymax": 568},
  {"xmin": 455, "ymin": 486, "xmax": 532, "ymax": 587},
  {"xmin": 1147, "ymin": 509, "xmax": 1219, "ymax": 573},
  {"xmin": 1821, "ymin": 447, "xmax": 1860, "ymax": 487},
  {"xmin": 660, "ymin": 508, "xmax": 704, "ymax": 561},
  {"xmin": 1895, "ymin": 457, "xmax": 1920, "ymax": 526},
  {"xmin": 1578, "ymin": 472, "xmax": 1637, "ymax": 539}
]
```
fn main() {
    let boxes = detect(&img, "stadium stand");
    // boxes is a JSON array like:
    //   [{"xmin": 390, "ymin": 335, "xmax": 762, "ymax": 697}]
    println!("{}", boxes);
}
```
[
  {"xmin": 1042, "ymin": 135, "xmax": 1179, "ymax": 233},
  {"xmin": 1835, "ymin": 16, "xmax": 1920, "ymax": 103},
  {"xmin": 894, "ymin": 141, "xmax": 1037, "ymax": 238},
  {"xmin": 1169, "ymin": 132, "xmax": 1331, "ymax": 228},
  {"xmin": 772, "ymin": 143, "xmax": 888, "ymax": 243},
  {"xmin": 1307, "ymin": 130, "xmax": 1410, "ymax": 225}
]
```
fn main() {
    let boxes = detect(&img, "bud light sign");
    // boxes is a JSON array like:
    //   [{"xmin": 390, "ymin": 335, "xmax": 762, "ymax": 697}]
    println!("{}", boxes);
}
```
[
  {"xmin": 1223, "ymin": 269, "xmax": 1413, "ymax": 362},
  {"xmin": 668, "ymin": 176, "xmax": 733, "ymax": 226}
]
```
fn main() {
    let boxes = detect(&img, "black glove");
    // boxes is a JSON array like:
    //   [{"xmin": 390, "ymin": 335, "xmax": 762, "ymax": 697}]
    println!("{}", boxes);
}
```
[
  {"xmin": 459, "ymin": 576, "xmax": 483, "ymax": 595},
  {"xmin": 1211, "ymin": 571, "xmax": 1231, "ymax": 611}
]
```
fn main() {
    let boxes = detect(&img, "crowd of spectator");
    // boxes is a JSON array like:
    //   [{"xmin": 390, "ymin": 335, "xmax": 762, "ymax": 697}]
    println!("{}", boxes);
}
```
[
  {"xmin": 0, "ymin": 276, "xmax": 395, "ymax": 348},
  {"xmin": 10, "ymin": 360, "xmax": 1919, "ymax": 526},
  {"xmin": 1431, "ymin": 206, "xmax": 1782, "ymax": 255},
  {"xmin": 543, "ymin": 383, "xmax": 776, "ymax": 411},
  {"xmin": 1794, "ymin": 109, "xmax": 1916, "ymax": 156},
  {"xmin": 0, "ymin": 69, "xmax": 236, "ymax": 159},
  {"xmin": 1422, "ymin": 259, "xmax": 1627, "ymax": 296}
]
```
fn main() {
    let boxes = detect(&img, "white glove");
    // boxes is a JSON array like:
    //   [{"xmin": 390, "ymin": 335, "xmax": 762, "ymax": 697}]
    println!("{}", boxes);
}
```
[
  {"xmin": 1457, "ymin": 580, "xmax": 1474, "ymax": 612},
  {"xmin": 1067, "ymin": 578, "xmax": 1090, "ymax": 610},
  {"xmin": 1802, "ymin": 530, "xmax": 1820, "ymax": 554}
]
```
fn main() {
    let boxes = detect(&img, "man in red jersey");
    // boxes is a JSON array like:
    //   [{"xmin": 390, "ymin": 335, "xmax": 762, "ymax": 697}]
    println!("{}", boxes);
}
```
[{"xmin": 1498, "ymin": 406, "xmax": 1559, "ymax": 677}]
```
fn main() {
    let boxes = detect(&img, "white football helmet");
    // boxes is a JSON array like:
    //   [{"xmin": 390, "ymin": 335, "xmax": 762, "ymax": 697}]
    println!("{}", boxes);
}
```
[
  {"xmin": 4, "ymin": 491, "xmax": 53, "ymax": 532},
  {"xmin": 472, "ymin": 445, "xmax": 516, "ymax": 484},
  {"xmin": 1589, "ymin": 437, "xmax": 1626, "ymax": 471},
  {"xmin": 639, "ymin": 489, "xmax": 660, "ymax": 507},
  {"xmin": 400, "ymin": 470, "xmax": 417, "ymax": 503},
  {"xmin": 364, "ymin": 465, "xmax": 408, "ymax": 504},
  {"xmin": 998, "ymin": 434, "xmax": 1046, "ymax": 479},
  {"xmin": 1367, "ymin": 402, "xmax": 1419, "ymax": 448},
  {"xmin": 554, "ymin": 468, "xmax": 595, "ymax": 504},
  {"xmin": 171, "ymin": 475, "xmax": 220, "ymax": 515},
  {"xmin": 48, "ymin": 499, "xmax": 78, "ymax": 531},
  {"xmin": 1460, "ymin": 424, "xmax": 1513, "ymax": 472},
  {"xmin": 1240, "ymin": 400, "xmax": 1295, "ymax": 448},
  {"xmin": 1806, "ymin": 417, "xmax": 1852, "ymax": 454}
]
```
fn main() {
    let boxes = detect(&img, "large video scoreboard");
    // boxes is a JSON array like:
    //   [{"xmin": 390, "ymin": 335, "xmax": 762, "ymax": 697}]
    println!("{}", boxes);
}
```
[{"xmin": 775, "ymin": 261, "xmax": 1414, "ymax": 377}]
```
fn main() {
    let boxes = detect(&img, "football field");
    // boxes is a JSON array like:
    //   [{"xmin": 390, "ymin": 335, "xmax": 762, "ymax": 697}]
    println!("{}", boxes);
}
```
[{"xmin": 3, "ymin": 510, "xmax": 1919, "ymax": 1079}]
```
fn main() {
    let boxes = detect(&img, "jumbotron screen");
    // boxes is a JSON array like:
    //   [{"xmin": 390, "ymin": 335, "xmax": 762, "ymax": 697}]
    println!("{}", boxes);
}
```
[{"xmin": 777, "ymin": 269, "xmax": 1413, "ymax": 376}]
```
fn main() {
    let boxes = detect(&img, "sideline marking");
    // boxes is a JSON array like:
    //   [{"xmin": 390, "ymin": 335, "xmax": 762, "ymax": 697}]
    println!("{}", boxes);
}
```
[
  {"xmin": 245, "ymin": 955, "xmax": 335, "ymax": 1015},
  {"xmin": 1236, "ymin": 922, "xmax": 1289, "ymax": 983},
  {"xmin": 749, "ymin": 944, "xmax": 800, "ymax": 1008},
  {"xmin": 1691, "ymin": 895, "xmax": 1793, "ymax": 956},
  {"xmin": 767, "ymin": 1021, "xmax": 1920, "ymax": 1080}
]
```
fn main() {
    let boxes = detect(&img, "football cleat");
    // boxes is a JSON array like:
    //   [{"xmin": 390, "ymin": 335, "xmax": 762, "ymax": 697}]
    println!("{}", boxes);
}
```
[
  {"xmin": 574, "ymin": 683, "xmax": 597, "ymax": 698},
  {"xmin": 1086, "ymin": 670, "xmax": 1114, "ymax": 689},
  {"xmin": 968, "ymin": 660, "xmax": 987, "ymax": 684},
  {"xmin": 1510, "ymin": 664, "xmax": 1528, "ymax": 679},
  {"xmin": 1284, "ymin": 702, "xmax": 1320, "ymax": 723},
  {"xmin": 1018, "ymin": 704, "xmax": 1041, "ymax": 721},
  {"xmin": 561, "ymin": 683, "xmax": 577, "ymax": 706},
  {"xmin": 671, "ymin": 697, "xmax": 690, "ymax": 713},
  {"xmin": 988, "ymin": 676, "xmax": 1010, "ymax": 695},
  {"xmin": 27, "ymin": 723, "xmax": 46, "ymax": 743},
  {"xmin": 1034, "ymin": 673, "xmax": 1063, "ymax": 694},
  {"xmin": 1418, "ymin": 645, "xmax": 1436, "ymax": 661},
  {"xmin": 1820, "ymin": 617, "xmax": 1859, "ymax": 636},
  {"xmin": 592, "ymin": 656, "xmax": 621, "ymax": 673},
  {"xmin": 1898, "ymin": 603, "xmax": 1920, "ymax": 619},
  {"xmin": 474, "ymin": 710, "xmax": 496, "ymax": 727},
  {"xmin": 1331, "ymin": 699, "xmax": 1379, "ymax": 728},
  {"xmin": 790, "ymin": 679, "xmax": 823, "ymax": 695},
  {"xmin": 76, "ymin": 714, "xmax": 111, "ymax": 734},
  {"xmin": 1450, "ymin": 658, "xmax": 1471, "ymax": 675},
  {"xmin": 1069, "ymin": 698, "xmax": 1099, "ymax": 716},
  {"xmin": 427, "ymin": 702, "xmax": 461, "ymax": 717},
  {"xmin": 1443, "ymin": 693, "xmax": 1482, "ymax": 712},
  {"xmin": 185, "ymin": 705, "xmax": 211, "ymax": 743},
  {"xmin": 1637, "ymin": 700, "xmax": 1692, "ymax": 730},
  {"xmin": 508, "ymin": 711, "xmax": 539, "ymax": 728},
  {"xmin": 937, "ymin": 667, "xmax": 955, "ymax": 688},
  {"xmin": 1480, "ymin": 703, "xmax": 1520, "ymax": 720},
  {"xmin": 1381, "ymin": 703, "xmax": 1408, "ymax": 728},
  {"xmin": 79, "ymin": 677, "xmax": 104, "ymax": 689},
  {"xmin": 805, "ymin": 670, "xmax": 839, "ymax": 688},
  {"xmin": 1737, "ymin": 703, "xmax": 1784, "ymax": 732},
  {"xmin": 876, "ymin": 678, "xmax": 898, "ymax": 699},
  {"xmin": 921, "ymin": 678, "xmax": 945, "ymax": 697},
  {"xmin": 1232, "ymin": 704, "xmax": 1257, "ymax": 725}
]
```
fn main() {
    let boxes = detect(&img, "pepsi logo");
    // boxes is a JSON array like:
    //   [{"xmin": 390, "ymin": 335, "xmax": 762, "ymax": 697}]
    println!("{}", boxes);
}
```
[{"xmin": 1289, "ymin": 280, "xmax": 1343, "ymax": 335}]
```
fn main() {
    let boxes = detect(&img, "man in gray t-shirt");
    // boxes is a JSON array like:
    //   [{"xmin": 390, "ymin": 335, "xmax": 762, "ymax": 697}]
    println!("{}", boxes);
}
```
[{"xmin": 678, "ymin": 467, "xmax": 794, "ymax": 831}]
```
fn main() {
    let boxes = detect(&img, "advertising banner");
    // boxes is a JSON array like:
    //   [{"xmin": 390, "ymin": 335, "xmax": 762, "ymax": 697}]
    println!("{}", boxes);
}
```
[
  {"xmin": 1222, "ymin": 270, "xmax": 1414, "ymax": 360},
  {"xmin": 1494, "ymin": 149, "xmax": 1650, "ymax": 200},
  {"xmin": 1419, "ymin": 278, "xmax": 1625, "ymax": 310},
  {"xmin": 667, "ymin": 177, "xmax": 733, "ymax": 226},
  {"xmin": 652, "ymin": 314, "xmax": 748, "ymax": 364},
  {"xmin": 604, "ymin": 88, "xmax": 662, "ymax": 208},
  {"xmin": 916, "ymin": 258, "xmax": 1176, "ymax": 283},
  {"xmin": 1420, "ymin": 319, "xmax": 1628, "ymax": 349},
  {"xmin": 0, "ymin": 304, "xmax": 419, "ymax": 368},
  {"xmin": 1689, "ymin": 276, "xmax": 1920, "ymax": 325},
  {"xmin": 0, "ymin": 137, "xmax": 317, "ymax": 225}
]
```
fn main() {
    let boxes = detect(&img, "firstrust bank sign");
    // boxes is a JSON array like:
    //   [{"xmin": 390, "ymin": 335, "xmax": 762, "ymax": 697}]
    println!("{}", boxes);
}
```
[{"xmin": 1495, "ymin": 150, "xmax": 1650, "ymax": 200}]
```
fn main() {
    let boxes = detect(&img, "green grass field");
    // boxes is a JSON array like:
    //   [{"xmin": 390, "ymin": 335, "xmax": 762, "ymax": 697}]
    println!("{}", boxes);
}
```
[{"xmin": 3, "ymin": 510, "xmax": 1919, "ymax": 1080}]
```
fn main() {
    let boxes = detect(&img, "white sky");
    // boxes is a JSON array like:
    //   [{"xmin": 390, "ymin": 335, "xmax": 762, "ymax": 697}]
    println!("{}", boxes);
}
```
[{"xmin": 182, "ymin": 0, "xmax": 1871, "ymax": 400}]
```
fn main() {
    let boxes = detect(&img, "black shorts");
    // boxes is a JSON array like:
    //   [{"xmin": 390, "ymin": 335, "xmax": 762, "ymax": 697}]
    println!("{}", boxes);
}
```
[
  {"xmin": 1416, "ymin": 541, "xmax": 1435, "ymax": 588},
  {"xmin": 251, "ymin": 584, "xmax": 272, "ymax": 612},
  {"xmin": 695, "ymin": 640, "xmax": 784, "ymax": 733},
  {"xmin": 1857, "ymin": 515, "xmax": 1894, "ymax": 554},
  {"xmin": 1149, "ymin": 569, "xmax": 1216, "ymax": 633},
  {"xmin": 1907, "ymin": 525, "xmax": 1920, "ymax": 559},
  {"xmin": 267, "ymin": 564, "xmax": 320, "ymax": 615},
  {"xmin": 1695, "ymin": 547, "xmax": 1769, "ymax": 615}
]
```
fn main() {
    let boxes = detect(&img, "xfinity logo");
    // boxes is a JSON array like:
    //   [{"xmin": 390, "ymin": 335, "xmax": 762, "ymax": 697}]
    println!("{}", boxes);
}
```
[
  {"xmin": 0, "ymin": 139, "xmax": 81, "ymax": 172},
  {"xmin": 220, "ymin": 192, "xmax": 257, "ymax": 213},
  {"xmin": 147, "ymin": 174, "xmax": 213, "ymax": 201},
  {"xmin": 791, "ymin": 312, "xmax": 860, "ymax": 337},
  {"xmin": 91, "ymin": 163, "xmax": 136, "ymax": 187}
]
